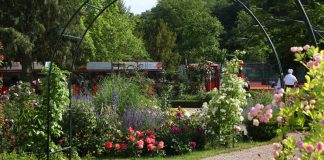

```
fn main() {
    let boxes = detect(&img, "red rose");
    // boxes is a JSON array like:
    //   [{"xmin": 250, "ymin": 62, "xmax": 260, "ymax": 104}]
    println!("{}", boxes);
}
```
[
  {"xmin": 136, "ymin": 131, "xmax": 144, "ymax": 137},
  {"xmin": 147, "ymin": 144, "xmax": 156, "ymax": 151},
  {"xmin": 145, "ymin": 137, "xmax": 156, "ymax": 144},
  {"xmin": 115, "ymin": 143, "xmax": 121, "ymax": 150},
  {"xmin": 191, "ymin": 141, "xmax": 197, "ymax": 149},
  {"xmin": 128, "ymin": 127, "xmax": 134, "ymax": 134},
  {"xmin": 129, "ymin": 136, "xmax": 136, "ymax": 142},
  {"xmin": 105, "ymin": 141, "xmax": 113, "ymax": 149},
  {"xmin": 121, "ymin": 143, "xmax": 127, "ymax": 149},
  {"xmin": 149, "ymin": 134, "xmax": 156, "ymax": 139},
  {"xmin": 157, "ymin": 141, "xmax": 164, "ymax": 149},
  {"xmin": 146, "ymin": 129, "xmax": 152, "ymax": 135}
]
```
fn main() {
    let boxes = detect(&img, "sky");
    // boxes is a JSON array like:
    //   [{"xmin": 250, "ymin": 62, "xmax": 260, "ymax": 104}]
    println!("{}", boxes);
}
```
[{"xmin": 123, "ymin": 0, "xmax": 158, "ymax": 15}]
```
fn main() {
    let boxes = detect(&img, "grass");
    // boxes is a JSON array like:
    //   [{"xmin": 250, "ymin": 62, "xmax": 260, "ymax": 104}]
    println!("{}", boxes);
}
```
[{"xmin": 87, "ymin": 137, "xmax": 281, "ymax": 160}]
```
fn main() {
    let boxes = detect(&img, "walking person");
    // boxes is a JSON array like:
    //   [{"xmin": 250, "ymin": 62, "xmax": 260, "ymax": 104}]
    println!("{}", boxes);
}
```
[{"xmin": 283, "ymin": 69, "xmax": 298, "ymax": 89}]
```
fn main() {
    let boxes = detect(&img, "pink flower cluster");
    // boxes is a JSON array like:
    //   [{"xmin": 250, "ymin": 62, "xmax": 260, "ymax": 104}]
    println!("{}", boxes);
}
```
[
  {"xmin": 248, "ymin": 104, "xmax": 273, "ymax": 126},
  {"xmin": 290, "ymin": 45, "xmax": 310, "ymax": 53},
  {"xmin": 291, "ymin": 140, "xmax": 324, "ymax": 159},
  {"xmin": 272, "ymin": 143, "xmax": 282, "ymax": 158},
  {"xmin": 307, "ymin": 53, "xmax": 323, "ymax": 69},
  {"xmin": 272, "ymin": 88, "xmax": 285, "ymax": 107}
]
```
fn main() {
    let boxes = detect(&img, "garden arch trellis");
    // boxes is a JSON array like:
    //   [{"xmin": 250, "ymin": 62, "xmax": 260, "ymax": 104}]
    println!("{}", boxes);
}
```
[{"xmin": 46, "ymin": 0, "xmax": 319, "ymax": 159}]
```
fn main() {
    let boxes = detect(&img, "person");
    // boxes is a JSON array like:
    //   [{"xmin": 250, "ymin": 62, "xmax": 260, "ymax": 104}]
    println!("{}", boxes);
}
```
[{"xmin": 283, "ymin": 69, "xmax": 298, "ymax": 89}]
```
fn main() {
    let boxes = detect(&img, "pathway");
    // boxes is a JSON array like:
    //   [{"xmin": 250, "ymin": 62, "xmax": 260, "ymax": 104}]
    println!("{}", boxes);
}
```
[{"xmin": 202, "ymin": 144, "xmax": 273, "ymax": 160}]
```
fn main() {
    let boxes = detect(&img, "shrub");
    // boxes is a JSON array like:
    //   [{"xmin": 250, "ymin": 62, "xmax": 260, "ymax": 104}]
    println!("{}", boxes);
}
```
[
  {"xmin": 205, "ymin": 59, "xmax": 247, "ymax": 146},
  {"xmin": 62, "ymin": 100, "xmax": 120, "ymax": 157},
  {"xmin": 94, "ymin": 75, "xmax": 156, "ymax": 115},
  {"xmin": 157, "ymin": 107, "xmax": 206, "ymax": 155},
  {"xmin": 245, "ymin": 119, "xmax": 278, "ymax": 141}
]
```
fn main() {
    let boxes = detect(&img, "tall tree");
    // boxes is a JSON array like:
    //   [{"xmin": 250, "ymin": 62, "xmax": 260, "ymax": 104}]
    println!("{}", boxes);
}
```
[{"xmin": 138, "ymin": 0, "xmax": 225, "ymax": 65}]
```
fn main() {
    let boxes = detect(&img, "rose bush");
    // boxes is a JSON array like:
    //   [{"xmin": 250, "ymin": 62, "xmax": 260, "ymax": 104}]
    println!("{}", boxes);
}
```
[
  {"xmin": 103, "ymin": 127, "xmax": 165, "ymax": 157},
  {"xmin": 158, "ymin": 107, "xmax": 206, "ymax": 155}
]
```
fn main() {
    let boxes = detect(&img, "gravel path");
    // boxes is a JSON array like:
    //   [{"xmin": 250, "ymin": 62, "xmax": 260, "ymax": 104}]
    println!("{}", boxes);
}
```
[{"xmin": 202, "ymin": 144, "xmax": 273, "ymax": 160}]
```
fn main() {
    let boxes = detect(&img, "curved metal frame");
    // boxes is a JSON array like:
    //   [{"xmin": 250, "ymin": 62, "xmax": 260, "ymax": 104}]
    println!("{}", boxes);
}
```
[
  {"xmin": 46, "ymin": 0, "xmax": 119, "ymax": 159},
  {"xmin": 294, "ymin": 0, "xmax": 318, "ymax": 47},
  {"xmin": 233, "ymin": 0, "xmax": 284, "ymax": 88}
]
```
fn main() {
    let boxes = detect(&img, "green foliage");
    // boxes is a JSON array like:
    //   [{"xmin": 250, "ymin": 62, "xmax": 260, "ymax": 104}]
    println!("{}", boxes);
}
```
[
  {"xmin": 245, "ymin": 118, "xmax": 278, "ymax": 141},
  {"xmin": 246, "ymin": 90, "xmax": 274, "ymax": 109},
  {"xmin": 94, "ymin": 74, "xmax": 156, "ymax": 115},
  {"xmin": 274, "ymin": 47, "xmax": 324, "ymax": 159},
  {"xmin": 87, "ymin": 1, "xmax": 149, "ymax": 62},
  {"xmin": 61, "ymin": 100, "xmax": 120, "ymax": 157},
  {"xmin": 206, "ymin": 58, "xmax": 247, "ymax": 146},
  {"xmin": 138, "ymin": 0, "xmax": 225, "ymax": 64}
]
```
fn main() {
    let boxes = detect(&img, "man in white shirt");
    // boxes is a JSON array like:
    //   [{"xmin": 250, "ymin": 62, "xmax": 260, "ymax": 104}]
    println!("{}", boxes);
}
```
[{"xmin": 283, "ymin": 69, "xmax": 298, "ymax": 88}]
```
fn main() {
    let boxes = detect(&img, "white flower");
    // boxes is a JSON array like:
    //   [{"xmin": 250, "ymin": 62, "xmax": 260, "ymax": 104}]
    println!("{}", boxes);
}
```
[
  {"xmin": 184, "ymin": 112, "xmax": 191, "ymax": 117},
  {"xmin": 253, "ymin": 119, "xmax": 260, "ymax": 126},
  {"xmin": 220, "ymin": 109, "xmax": 226, "ymax": 113},
  {"xmin": 240, "ymin": 116, "xmax": 244, "ymax": 122}
]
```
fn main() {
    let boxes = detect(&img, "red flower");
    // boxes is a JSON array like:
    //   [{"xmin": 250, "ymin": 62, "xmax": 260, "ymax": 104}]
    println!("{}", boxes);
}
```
[
  {"xmin": 115, "ymin": 143, "xmax": 121, "ymax": 150},
  {"xmin": 157, "ymin": 141, "xmax": 164, "ymax": 149},
  {"xmin": 191, "ymin": 141, "xmax": 197, "ymax": 149},
  {"xmin": 105, "ymin": 141, "xmax": 113, "ymax": 149},
  {"xmin": 145, "ymin": 137, "xmax": 155, "ymax": 144},
  {"xmin": 137, "ymin": 140, "xmax": 144, "ymax": 149},
  {"xmin": 58, "ymin": 139, "xmax": 64, "ymax": 145},
  {"xmin": 146, "ymin": 129, "xmax": 152, "ymax": 135},
  {"xmin": 149, "ymin": 134, "xmax": 156, "ymax": 139},
  {"xmin": 121, "ymin": 143, "xmax": 127, "ymax": 149},
  {"xmin": 136, "ymin": 131, "xmax": 144, "ymax": 137},
  {"xmin": 147, "ymin": 144, "xmax": 156, "ymax": 151},
  {"xmin": 129, "ymin": 136, "xmax": 136, "ymax": 142},
  {"xmin": 128, "ymin": 127, "xmax": 134, "ymax": 134}
]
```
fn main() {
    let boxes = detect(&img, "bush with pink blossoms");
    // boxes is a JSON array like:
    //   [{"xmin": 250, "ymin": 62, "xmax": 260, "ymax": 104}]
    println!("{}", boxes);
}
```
[{"xmin": 272, "ymin": 46, "xmax": 324, "ymax": 160}]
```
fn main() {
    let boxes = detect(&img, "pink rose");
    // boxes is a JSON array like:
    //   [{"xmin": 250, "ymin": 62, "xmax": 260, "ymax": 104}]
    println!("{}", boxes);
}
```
[
  {"xmin": 305, "ymin": 144, "xmax": 314, "ymax": 153},
  {"xmin": 297, "ymin": 47, "xmax": 303, "ymax": 52},
  {"xmin": 272, "ymin": 151, "xmax": 280, "ymax": 158},
  {"xmin": 105, "ymin": 141, "xmax": 113, "ymax": 149},
  {"xmin": 121, "ymin": 143, "xmax": 127, "ymax": 149},
  {"xmin": 313, "ymin": 54, "xmax": 323, "ymax": 62},
  {"xmin": 309, "ymin": 100, "xmax": 316, "ymax": 105},
  {"xmin": 278, "ymin": 88, "xmax": 285, "ymax": 94},
  {"xmin": 316, "ymin": 142, "xmax": 324, "ymax": 151},
  {"xmin": 277, "ymin": 116, "xmax": 283, "ymax": 124},
  {"xmin": 290, "ymin": 47, "xmax": 298, "ymax": 53},
  {"xmin": 273, "ymin": 143, "xmax": 281, "ymax": 150},
  {"xmin": 303, "ymin": 44, "xmax": 310, "ymax": 50},
  {"xmin": 114, "ymin": 143, "xmax": 121, "ymax": 150},
  {"xmin": 147, "ymin": 144, "xmax": 156, "ymax": 151},
  {"xmin": 137, "ymin": 140, "xmax": 144, "ymax": 149},
  {"xmin": 158, "ymin": 141, "xmax": 164, "ymax": 149},
  {"xmin": 191, "ymin": 141, "xmax": 197, "ymax": 149},
  {"xmin": 128, "ymin": 127, "xmax": 134, "ymax": 134},
  {"xmin": 320, "ymin": 119, "xmax": 324, "ymax": 126}
]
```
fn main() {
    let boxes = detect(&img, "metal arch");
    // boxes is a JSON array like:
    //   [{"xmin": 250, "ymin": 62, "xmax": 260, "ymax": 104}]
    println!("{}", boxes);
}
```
[
  {"xmin": 71, "ymin": 0, "xmax": 119, "ymax": 69},
  {"xmin": 233, "ymin": 0, "xmax": 284, "ymax": 88},
  {"xmin": 46, "ymin": 0, "xmax": 119, "ymax": 159},
  {"xmin": 294, "ymin": 0, "xmax": 318, "ymax": 47}
]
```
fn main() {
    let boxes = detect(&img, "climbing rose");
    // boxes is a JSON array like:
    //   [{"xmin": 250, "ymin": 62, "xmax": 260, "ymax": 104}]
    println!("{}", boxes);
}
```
[
  {"xmin": 305, "ymin": 144, "xmax": 314, "ymax": 153},
  {"xmin": 316, "ymin": 142, "xmax": 324, "ymax": 151},
  {"xmin": 158, "ymin": 141, "xmax": 164, "ymax": 149},
  {"xmin": 115, "ymin": 144, "xmax": 121, "ymax": 150},
  {"xmin": 105, "ymin": 141, "xmax": 113, "ymax": 149}
]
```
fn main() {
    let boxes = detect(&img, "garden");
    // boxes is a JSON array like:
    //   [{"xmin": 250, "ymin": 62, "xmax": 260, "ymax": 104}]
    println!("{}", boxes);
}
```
[{"xmin": 0, "ymin": 0, "xmax": 323, "ymax": 159}]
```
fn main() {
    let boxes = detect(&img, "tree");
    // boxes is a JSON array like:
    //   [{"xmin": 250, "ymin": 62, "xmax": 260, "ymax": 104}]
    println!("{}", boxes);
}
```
[
  {"xmin": 86, "ymin": 1, "xmax": 149, "ymax": 62},
  {"xmin": 0, "ymin": 0, "xmax": 84, "ymax": 81},
  {"xmin": 138, "ymin": 0, "xmax": 225, "ymax": 65}
]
